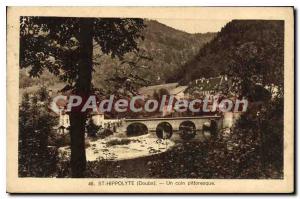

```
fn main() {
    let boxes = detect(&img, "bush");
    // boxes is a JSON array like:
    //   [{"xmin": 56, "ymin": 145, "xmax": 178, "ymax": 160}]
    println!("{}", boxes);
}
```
[
  {"xmin": 86, "ymin": 119, "xmax": 100, "ymax": 137},
  {"xmin": 98, "ymin": 129, "xmax": 113, "ymax": 139},
  {"xmin": 106, "ymin": 138, "xmax": 131, "ymax": 147},
  {"xmin": 51, "ymin": 134, "xmax": 71, "ymax": 147}
]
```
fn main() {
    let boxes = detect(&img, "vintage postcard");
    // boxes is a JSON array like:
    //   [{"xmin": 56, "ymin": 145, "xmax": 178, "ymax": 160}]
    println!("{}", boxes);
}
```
[{"xmin": 7, "ymin": 7, "xmax": 294, "ymax": 193}]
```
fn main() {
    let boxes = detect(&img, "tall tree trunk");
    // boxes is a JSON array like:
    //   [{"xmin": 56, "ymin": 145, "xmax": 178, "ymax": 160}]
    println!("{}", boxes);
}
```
[{"xmin": 69, "ymin": 18, "xmax": 93, "ymax": 177}]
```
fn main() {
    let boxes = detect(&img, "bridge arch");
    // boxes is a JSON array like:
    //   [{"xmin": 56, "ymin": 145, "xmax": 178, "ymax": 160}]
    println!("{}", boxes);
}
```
[
  {"xmin": 156, "ymin": 122, "xmax": 173, "ymax": 139},
  {"xmin": 126, "ymin": 122, "xmax": 148, "ymax": 137},
  {"xmin": 179, "ymin": 120, "xmax": 196, "ymax": 140},
  {"xmin": 122, "ymin": 116, "xmax": 222, "ymax": 135}
]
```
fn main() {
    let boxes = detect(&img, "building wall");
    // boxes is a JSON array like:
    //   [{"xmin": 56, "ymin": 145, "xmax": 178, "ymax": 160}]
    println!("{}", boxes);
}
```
[
  {"xmin": 222, "ymin": 112, "xmax": 241, "ymax": 128},
  {"xmin": 59, "ymin": 111, "xmax": 70, "ymax": 128},
  {"xmin": 91, "ymin": 114, "xmax": 105, "ymax": 126}
]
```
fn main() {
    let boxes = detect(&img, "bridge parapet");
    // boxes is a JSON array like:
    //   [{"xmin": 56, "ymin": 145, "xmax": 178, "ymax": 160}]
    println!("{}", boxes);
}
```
[{"xmin": 121, "ymin": 116, "xmax": 222, "ymax": 133}]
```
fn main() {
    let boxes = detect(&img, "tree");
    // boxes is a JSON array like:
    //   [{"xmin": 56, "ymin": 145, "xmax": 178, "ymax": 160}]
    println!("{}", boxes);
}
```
[
  {"xmin": 223, "ymin": 21, "xmax": 284, "ymax": 98},
  {"xmin": 227, "ymin": 41, "xmax": 283, "ymax": 98},
  {"xmin": 20, "ymin": 17, "xmax": 145, "ymax": 177},
  {"xmin": 19, "ymin": 89, "xmax": 58, "ymax": 177},
  {"xmin": 224, "ymin": 21, "xmax": 284, "ymax": 175}
]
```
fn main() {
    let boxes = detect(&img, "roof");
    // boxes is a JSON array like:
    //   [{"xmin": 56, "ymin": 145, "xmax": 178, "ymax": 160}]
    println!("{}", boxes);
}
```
[
  {"xmin": 170, "ymin": 86, "xmax": 188, "ymax": 95},
  {"xmin": 138, "ymin": 83, "xmax": 179, "ymax": 96}
]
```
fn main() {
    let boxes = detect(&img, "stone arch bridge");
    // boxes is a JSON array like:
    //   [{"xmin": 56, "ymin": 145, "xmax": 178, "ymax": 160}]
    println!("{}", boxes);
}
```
[{"xmin": 121, "ymin": 115, "xmax": 223, "ymax": 133}]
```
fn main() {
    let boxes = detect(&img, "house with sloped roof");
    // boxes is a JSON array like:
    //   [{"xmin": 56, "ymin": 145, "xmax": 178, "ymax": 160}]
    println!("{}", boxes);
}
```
[
  {"xmin": 185, "ymin": 75, "xmax": 234, "ymax": 99},
  {"xmin": 138, "ymin": 83, "xmax": 179, "ymax": 98},
  {"xmin": 138, "ymin": 82, "xmax": 190, "ymax": 100},
  {"xmin": 169, "ymin": 85, "xmax": 188, "ymax": 100}
]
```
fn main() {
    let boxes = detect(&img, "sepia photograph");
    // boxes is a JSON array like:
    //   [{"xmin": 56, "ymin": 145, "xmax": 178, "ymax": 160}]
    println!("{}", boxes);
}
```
[{"xmin": 6, "ymin": 7, "xmax": 294, "ymax": 193}]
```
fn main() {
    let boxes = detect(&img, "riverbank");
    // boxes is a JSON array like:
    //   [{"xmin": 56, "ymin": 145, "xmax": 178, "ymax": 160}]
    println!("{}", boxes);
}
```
[{"xmin": 58, "ymin": 134, "xmax": 176, "ymax": 162}]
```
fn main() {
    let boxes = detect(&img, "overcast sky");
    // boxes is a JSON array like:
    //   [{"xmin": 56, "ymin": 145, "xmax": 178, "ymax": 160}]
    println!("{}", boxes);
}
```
[{"xmin": 155, "ymin": 18, "xmax": 231, "ymax": 34}]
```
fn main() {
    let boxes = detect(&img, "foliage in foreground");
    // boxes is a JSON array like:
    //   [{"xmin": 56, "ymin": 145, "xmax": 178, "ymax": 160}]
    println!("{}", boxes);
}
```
[
  {"xmin": 18, "ymin": 88, "xmax": 58, "ymax": 177},
  {"xmin": 82, "ymin": 136, "xmax": 282, "ymax": 179}
]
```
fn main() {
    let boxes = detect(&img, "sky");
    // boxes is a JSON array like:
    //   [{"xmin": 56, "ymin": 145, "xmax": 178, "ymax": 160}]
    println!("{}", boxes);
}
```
[{"xmin": 155, "ymin": 18, "xmax": 231, "ymax": 34}]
